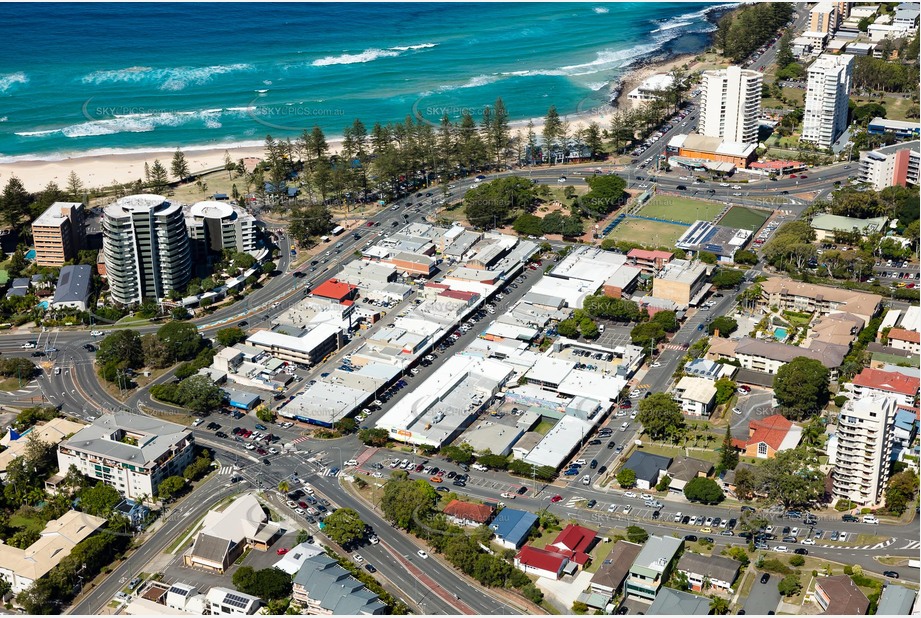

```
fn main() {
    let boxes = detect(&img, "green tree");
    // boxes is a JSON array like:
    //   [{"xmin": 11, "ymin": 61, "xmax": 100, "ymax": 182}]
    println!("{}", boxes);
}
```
[
  {"xmin": 637, "ymin": 393, "xmax": 685, "ymax": 441},
  {"xmin": 773, "ymin": 357, "xmax": 830, "ymax": 420},
  {"xmin": 579, "ymin": 317, "xmax": 599, "ymax": 339},
  {"xmin": 0, "ymin": 176, "xmax": 31, "ymax": 228},
  {"xmin": 233, "ymin": 567, "xmax": 292, "ymax": 600},
  {"xmin": 512, "ymin": 213, "xmax": 543, "ymax": 237},
  {"xmin": 77, "ymin": 483, "xmax": 122, "ymax": 517},
  {"xmin": 656, "ymin": 475, "xmax": 672, "ymax": 492},
  {"xmin": 557, "ymin": 318, "xmax": 580, "ymax": 338},
  {"xmin": 380, "ymin": 478, "xmax": 438, "ymax": 530},
  {"xmin": 141, "ymin": 333, "xmax": 171, "ymax": 369},
  {"xmin": 263, "ymin": 261, "xmax": 277, "ymax": 275},
  {"xmin": 650, "ymin": 310, "xmax": 679, "ymax": 333},
  {"xmin": 183, "ymin": 454, "xmax": 213, "ymax": 481},
  {"xmin": 885, "ymin": 470, "xmax": 919, "ymax": 515},
  {"xmin": 464, "ymin": 176, "xmax": 536, "ymax": 229},
  {"xmin": 683, "ymin": 477, "xmax": 725, "ymax": 504},
  {"xmin": 711, "ymin": 268, "xmax": 745, "ymax": 289},
  {"xmin": 698, "ymin": 251, "xmax": 717, "ymax": 265},
  {"xmin": 709, "ymin": 596, "xmax": 730, "ymax": 615},
  {"xmin": 580, "ymin": 174, "xmax": 627, "ymax": 217},
  {"xmin": 707, "ymin": 316, "xmax": 738, "ymax": 337},
  {"xmin": 148, "ymin": 159, "xmax": 169, "ymax": 193},
  {"xmin": 714, "ymin": 378, "xmax": 737, "ymax": 405},
  {"xmin": 440, "ymin": 443, "xmax": 475, "ymax": 464},
  {"xmin": 334, "ymin": 417, "xmax": 357, "ymax": 434},
  {"xmin": 616, "ymin": 468, "xmax": 636, "ymax": 488},
  {"xmin": 157, "ymin": 475, "xmax": 186, "ymax": 501},
  {"xmin": 626, "ymin": 525, "xmax": 649, "ymax": 544},
  {"xmin": 717, "ymin": 425, "xmax": 739, "ymax": 474},
  {"xmin": 722, "ymin": 545, "xmax": 750, "ymax": 567},
  {"xmin": 734, "ymin": 249, "xmax": 759, "ymax": 265},
  {"xmin": 256, "ymin": 406, "xmax": 277, "ymax": 424},
  {"xmin": 322, "ymin": 507, "xmax": 367, "ymax": 546},
  {"xmin": 216, "ymin": 327, "xmax": 247, "ymax": 347},
  {"xmin": 96, "ymin": 329, "xmax": 144, "ymax": 370},
  {"xmin": 631, "ymin": 321, "xmax": 666, "ymax": 350},
  {"xmin": 171, "ymin": 149, "xmax": 190, "ymax": 182},
  {"xmin": 65, "ymin": 171, "xmax": 85, "ymax": 202},
  {"xmin": 789, "ymin": 554, "xmax": 805, "ymax": 567},
  {"xmin": 176, "ymin": 375, "xmax": 224, "ymax": 413},
  {"xmin": 777, "ymin": 573, "xmax": 802, "ymax": 597},
  {"xmin": 358, "ymin": 427, "xmax": 390, "ymax": 447},
  {"xmin": 755, "ymin": 448, "xmax": 825, "ymax": 509},
  {"xmin": 157, "ymin": 321, "xmax": 203, "ymax": 363}
]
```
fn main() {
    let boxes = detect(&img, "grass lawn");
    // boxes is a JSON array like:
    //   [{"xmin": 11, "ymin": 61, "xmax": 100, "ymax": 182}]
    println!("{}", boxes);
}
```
[
  {"xmin": 718, "ymin": 206, "xmax": 771, "ymax": 232},
  {"xmin": 0, "ymin": 377, "xmax": 27, "ymax": 391},
  {"xmin": 606, "ymin": 218, "xmax": 689, "ymax": 248},
  {"xmin": 852, "ymin": 93, "xmax": 917, "ymax": 122},
  {"xmin": 638, "ymin": 442, "xmax": 721, "ymax": 465},
  {"xmin": 584, "ymin": 538, "xmax": 617, "ymax": 574},
  {"xmin": 638, "ymin": 195, "xmax": 724, "ymax": 224},
  {"xmin": 877, "ymin": 555, "xmax": 911, "ymax": 566},
  {"xmin": 9, "ymin": 511, "xmax": 45, "ymax": 534}
]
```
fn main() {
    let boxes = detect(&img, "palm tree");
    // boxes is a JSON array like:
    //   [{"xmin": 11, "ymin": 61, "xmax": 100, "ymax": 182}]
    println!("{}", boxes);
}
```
[
  {"xmin": 278, "ymin": 480, "xmax": 290, "ymax": 494},
  {"xmin": 709, "ymin": 596, "xmax": 730, "ymax": 615}
]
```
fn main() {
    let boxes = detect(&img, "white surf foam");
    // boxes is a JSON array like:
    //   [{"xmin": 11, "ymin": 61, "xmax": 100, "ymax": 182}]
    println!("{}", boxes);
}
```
[{"xmin": 0, "ymin": 72, "xmax": 29, "ymax": 93}]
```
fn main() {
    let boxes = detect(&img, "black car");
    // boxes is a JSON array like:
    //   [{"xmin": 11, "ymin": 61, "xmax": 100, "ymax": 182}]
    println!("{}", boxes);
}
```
[
  {"xmin": 684, "ymin": 534, "xmax": 698, "ymax": 542},
  {"xmin": 587, "ymin": 439, "xmax": 602, "ymax": 445},
  {"xmin": 590, "ymin": 460, "xmax": 598, "ymax": 469},
  {"xmin": 517, "ymin": 486, "xmax": 528, "ymax": 495},
  {"xmin": 263, "ymin": 458, "xmax": 271, "ymax": 465},
  {"xmin": 682, "ymin": 516, "xmax": 691, "ymax": 525},
  {"xmin": 238, "ymin": 321, "xmax": 248, "ymax": 328},
  {"xmin": 586, "ymin": 499, "xmax": 597, "ymax": 509},
  {"xmin": 83, "ymin": 344, "xmax": 96, "ymax": 352},
  {"xmin": 726, "ymin": 518, "xmax": 737, "ymax": 530},
  {"xmin": 435, "ymin": 486, "xmax": 449, "ymax": 493},
  {"xmin": 446, "ymin": 470, "xmax": 456, "ymax": 479},
  {"xmin": 652, "ymin": 510, "xmax": 660, "ymax": 520},
  {"xmin": 793, "ymin": 548, "xmax": 808, "ymax": 555},
  {"xmin": 31, "ymin": 351, "xmax": 44, "ymax": 357},
  {"xmin": 616, "ymin": 606, "xmax": 629, "ymax": 615},
  {"xmin": 841, "ymin": 514, "xmax": 859, "ymax": 522},
  {"xmin": 598, "ymin": 466, "xmax": 607, "ymax": 475},
  {"xmin": 760, "ymin": 573, "xmax": 771, "ymax": 585},
  {"xmin": 453, "ymin": 480, "xmax": 466, "ymax": 487},
  {"xmin": 365, "ymin": 564, "xmax": 377, "ymax": 573},
  {"xmin": 676, "ymin": 184, "xmax": 687, "ymax": 190},
  {"xmin": 607, "ymin": 441, "xmax": 617, "ymax": 449},
  {"xmin": 883, "ymin": 571, "xmax": 900, "ymax": 579},
  {"xmin": 216, "ymin": 431, "xmax": 228, "ymax": 439}
]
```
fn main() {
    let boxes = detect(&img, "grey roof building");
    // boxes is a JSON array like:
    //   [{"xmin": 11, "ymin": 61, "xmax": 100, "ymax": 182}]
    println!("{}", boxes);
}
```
[
  {"xmin": 292, "ymin": 555, "xmax": 386, "ymax": 615},
  {"xmin": 622, "ymin": 451, "xmax": 672, "ymax": 489},
  {"xmin": 676, "ymin": 551, "xmax": 741, "ymax": 592},
  {"xmin": 647, "ymin": 588, "xmax": 711, "ymax": 615},
  {"xmin": 52, "ymin": 264, "xmax": 93, "ymax": 310},
  {"xmin": 589, "ymin": 541, "xmax": 643, "ymax": 598},
  {"xmin": 876, "ymin": 583, "xmax": 917, "ymax": 615}
]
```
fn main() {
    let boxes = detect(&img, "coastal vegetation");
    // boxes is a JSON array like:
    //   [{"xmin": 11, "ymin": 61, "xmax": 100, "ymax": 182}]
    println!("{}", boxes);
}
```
[{"xmin": 714, "ymin": 2, "xmax": 795, "ymax": 63}]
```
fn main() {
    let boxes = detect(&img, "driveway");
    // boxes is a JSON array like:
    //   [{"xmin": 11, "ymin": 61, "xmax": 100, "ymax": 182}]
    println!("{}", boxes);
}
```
[
  {"xmin": 731, "ymin": 390, "xmax": 775, "ymax": 441},
  {"xmin": 742, "ymin": 572, "xmax": 781, "ymax": 615}
]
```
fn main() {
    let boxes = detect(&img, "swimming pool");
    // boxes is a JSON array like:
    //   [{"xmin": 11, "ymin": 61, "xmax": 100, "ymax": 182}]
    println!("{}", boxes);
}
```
[
  {"xmin": 774, "ymin": 327, "xmax": 788, "ymax": 340},
  {"xmin": 25, "ymin": 249, "xmax": 36, "ymax": 260},
  {"xmin": 37, "ymin": 300, "xmax": 49, "ymax": 310}
]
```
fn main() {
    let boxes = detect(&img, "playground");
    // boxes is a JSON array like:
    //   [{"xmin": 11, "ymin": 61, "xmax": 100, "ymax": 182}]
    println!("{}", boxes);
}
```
[
  {"xmin": 718, "ymin": 206, "xmax": 771, "ymax": 232},
  {"xmin": 637, "ymin": 195, "xmax": 724, "ymax": 225}
]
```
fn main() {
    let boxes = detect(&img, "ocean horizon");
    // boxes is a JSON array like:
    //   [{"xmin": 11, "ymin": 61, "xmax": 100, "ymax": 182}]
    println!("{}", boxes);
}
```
[{"xmin": 0, "ymin": 2, "xmax": 730, "ymax": 162}]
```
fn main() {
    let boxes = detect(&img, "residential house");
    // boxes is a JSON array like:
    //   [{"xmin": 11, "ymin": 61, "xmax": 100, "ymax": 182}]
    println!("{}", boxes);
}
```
[
  {"xmin": 589, "ymin": 541, "xmax": 643, "ymax": 599},
  {"xmin": 673, "ymin": 377, "xmax": 717, "ymax": 417},
  {"xmin": 291, "ymin": 554, "xmax": 387, "ymax": 615},
  {"xmin": 442, "ymin": 499, "xmax": 494, "ymax": 528},
  {"xmin": 732, "ymin": 414, "xmax": 803, "ymax": 459},
  {"xmin": 546, "ymin": 524, "xmax": 597, "ymax": 569},
  {"xmin": 621, "ymin": 451, "xmax": 672, "ymax": 490},
  {"xmin": 665, "ymin": 456, "xmax": 714, "ymax": 493},
  {"xmin": 625, "ymin": 535, "xmax": 684, "ymax": 600},
  {"xmin": 876, "ymin": 583, "xmax": 917, "ymax": 615},
  {"xmin": 489, "ymin": 508, "xmax": 538, "ymax": 549},
  {"xmin": 732, "ymin": 337, "xmax": 849, "ymax": 376},
  {"xmin": 647, "ymin": 588, "xmax": 711, "ymax": 615},
  {"xmin": 684, "ymin": 358, "xmax": 737, "ymax": 381},
  {"xmin": 113, "ymin": 498, "xmax": 149, "ymax": 529},
  {"xmin": 676, "ymin": 552, "xmax": 741, "ymax": 593},
  {"xmin": 848, "ymin": 367, "xmax": 919, "ymax": 407},
  {"xmin": 515, "ymin": 545, "xmax": 569, "ymax": 580},
  {"xmin": 814, "ymin": 575, "xmax": 870, "ymax": 615},
  {"xmin": 759, "ymin": 277, "xmax": 882, "ymax": 324},
  {"xmin": 810, "ymin": 214, "xmax": 888, "ymax": 242},
  {"xmin": 887, "ymin": 328, "xmax": 921, "ymax": 355},
  {"xmin": 206, "ymin": 588, "xmax": 262, "ymax": 616},
  {"xmin": 50, "ymin": 264, "xmax": 93, "ymax": 311}
]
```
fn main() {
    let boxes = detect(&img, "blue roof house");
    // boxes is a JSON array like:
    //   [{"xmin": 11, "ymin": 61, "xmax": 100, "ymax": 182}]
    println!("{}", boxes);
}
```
[{"xmin": 489, "ymin": 508, "xmax": 538, "ymax": 549}]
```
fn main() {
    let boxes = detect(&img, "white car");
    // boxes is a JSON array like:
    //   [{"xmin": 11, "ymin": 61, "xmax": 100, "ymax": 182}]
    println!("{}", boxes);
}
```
[
  {"xmin": 774, "ymin": 545, "xmax": 789, "ymax": 553},
  {"xmin": 344, "ymin": 459, "xmax": 359, "ymax": 467},
  {"xmin": 801, "ymin": 539, "xmax": 816, "ymax": 545},
  {"xmin": 839, "ymin": 532, "xmax": 848, "ymax": 541},
  {"xmin": 790, "ymin": 527, "xmax": 799, "ymax": 536},
  {"xmin": 719, "ymin": 183, "xmax": 730, "ymax": 187},
  {"xmin": 641, "ymin": 493, "xmax": 653, "ymax": 501},
  {"xmin": 733, "ymin": 407, "xmax": 742, "ymax": 415},
  {"xmin": 624, "ymin": 491, "xmax": 637, "ymax": 498},
  {"xmin": 353, "ymin": 554, "xmax": 365, "ymax": 564},
  {"xmin": 651, "ymin": 362, "xmax": 662, "ymax": 368},
  {"xmin": 90, "ymin": 330, "xmax": 103, "ymax": 337},
  {"xmin": 500, "ymin": 492, "xmax": 515, "ymax": 499},
  {"xmin": 765, "ymin": 525, "xmax": 774, "ymax": 534},
  {"xmin": 574, "ymin": 459, "xmax": 587, "ymax": 466},
  {"xmin": 608, "ymin": 504, "xmax": 618, "ymax": 512},
  {"xmin": 417, "ymin": 550, "xmax": 429, "ymax": 559},
  {"xmin": 192, "ymin": 418, "xmax": 203, "ymax": 427},
  {"xmin": 629, "ymin": 390, "xmax": 642, "ymax": 398},
  {"xmin": 286, "ymin": 500, "xmax": 298, "ymax": 508},
  {"xmin": 622, "ymin": 505, "xmax": 632, "ymax": 514},
  {"xmin": 369, "ymin": 536, "xmax": 380, "ymax": 545},
  {"xmin": 20, "ymin": 342, "xmax": 35, "ymax": 349},
  {"xmin": 295, "ymin": 508, "xmax": 306, "ymax": 515}
]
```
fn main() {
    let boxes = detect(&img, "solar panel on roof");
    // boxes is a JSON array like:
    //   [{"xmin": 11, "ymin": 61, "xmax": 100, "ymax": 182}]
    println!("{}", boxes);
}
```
[
  {"xmin": 169, "ymin": 586, "xmax": 190, "ymax": 597},
  {"xmin": 223, "ymin": 593, "xmax": 252, "ymax": 609}
]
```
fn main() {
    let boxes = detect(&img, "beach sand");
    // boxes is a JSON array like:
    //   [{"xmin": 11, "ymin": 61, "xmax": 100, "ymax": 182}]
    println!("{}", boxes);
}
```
[{"xmin": 0, "ymin": 54, "xmax": 704, "ymax": 194}]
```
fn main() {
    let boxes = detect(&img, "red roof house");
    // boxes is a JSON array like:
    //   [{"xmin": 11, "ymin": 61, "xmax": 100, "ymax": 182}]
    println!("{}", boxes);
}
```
[
  {"xmin": 547, "ymin": 524, "xmax": 597, "ymax": 566},
  {"xmin": 311, "ymin": 278, "xmax": 358, "ymax": 303},
  {"xmin": 887, "ymin": 328, "xmax": 921, "ymax": 354},
  {"xmin": 732, "ymin": 414, "xmax": 802, "ymax": 460},
  {"xmin": 442, "ymin": 499, "xmax": 494, "ymax": 527},
  {"xmin": 514, "ymin": 545, "xmax": 568, "ymax": 580},
  {"xmin": 850, "ymin": 368, "xmax": 919, "ymax": 405}
]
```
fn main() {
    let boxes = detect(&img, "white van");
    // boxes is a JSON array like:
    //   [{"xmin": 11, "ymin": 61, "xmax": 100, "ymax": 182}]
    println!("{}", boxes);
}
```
[
  {"xmin": 582, "ymin": 474, "xmax": 591, "ymax": 486},
  {"xmin": 862, "ymin": 515, "xmax": 879, "ymax": 525},
  {"xmin": 673, "ymin": 512, "xmax": 683, "ymax": 522},
  {"xmin": 621, "ymin": 422, "xmax": 629, "ymax": 432}
]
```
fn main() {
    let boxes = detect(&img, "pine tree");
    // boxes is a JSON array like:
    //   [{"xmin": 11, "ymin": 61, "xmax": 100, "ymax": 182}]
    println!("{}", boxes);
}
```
[
  {"xmin": 718, "ymin": 425, "xmax": 739, "ymax": 473},
  {"xmin": 66, "ymin": 171, "xmax": 84, "ymax": 202},
  {"xmin": 171, "ymin": 149, "xmax": 190, "ymax": 182},
  {"xmin": 149, "ymin": 160, "xmax": 169, "ymax": 193},
  {"xmin": 0, "ymin": 176, "xmax": 31, "ymax": 228},
  {"xmin": 543, "ymin": 106, "xmax": 562, "ymax": 165}
]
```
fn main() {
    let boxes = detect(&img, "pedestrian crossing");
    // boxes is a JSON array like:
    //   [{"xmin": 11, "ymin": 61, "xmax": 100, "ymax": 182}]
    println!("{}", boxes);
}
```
[
  {"xmin": 218, "ymin": 466, "xmax": 234, "ymax": 475},
  {"xmin": 662, "ymin": 343, "xmax": 686, "ymax": 350},
  {"xmin": 291, "ymin": 435, "xmax": 310, "ymax": 446},
  {"xmin": 565, "ymin": 496, "xmax": 585, "ymax": 507},
  {"xmin": 899, "ymin": 540, "xmax": 920, "ymax": 550}
]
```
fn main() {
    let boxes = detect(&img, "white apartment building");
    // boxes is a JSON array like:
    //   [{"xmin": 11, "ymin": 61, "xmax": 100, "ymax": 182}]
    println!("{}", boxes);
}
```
[
  {"xmin": 700, "ymin": 66, "xmax": 763, "ymax": 144},
  {"xmin": 809, "ymin": 2, "xmax": 838, "ymax": 33},
  {"xmin": 802, "ymin": 54, "xmax": 854, "ymax": 149},
  {"xmin": 859, "ymin": 141, "xmax": 921, "ymax": 190},
  {"xmin": 57, "ymin": 413, "xmax": 195, "ymax": 500},
  {"xmin": 103, "ymin": 194, "xmax": 192, "ymax": 305},
  {"xmin": 186, "ymin": 200, "xmax": 257, "ymax": 261},
  {"xmin": 831, "ymin": 395, "xmax": 899, "ymax": 506}
]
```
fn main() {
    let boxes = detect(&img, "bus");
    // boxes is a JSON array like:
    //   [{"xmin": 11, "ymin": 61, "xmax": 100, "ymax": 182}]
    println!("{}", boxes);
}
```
[{"xmin": 331, "ymin": 225, "xmax": 345, "ymax": 235}]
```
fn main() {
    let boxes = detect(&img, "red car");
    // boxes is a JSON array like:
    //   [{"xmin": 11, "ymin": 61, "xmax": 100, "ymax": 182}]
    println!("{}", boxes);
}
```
[
  {"xmin": 550, "ymin": 495, "xmax": 563, "ymax": 503},
  {"xmin": 366, "ymin": 221, "xmax": 375, "ymax": 227},
  {"xmin": 298, "ymin": 501, "xmax": 309, "ymax": 509},
  {"xmin": 619, "ymin": 401, "xmax": 632, "ymax": 409},
  {"xmin": 799, "ymin": 174, "xmax": 808, "ymax": 179},
  {"xmin": 276, "ymin": 548, "xmax": 289, "ymax": 555},
  {"xmin": 789, "ymin": 174, "xmax": 798, "ymax": 179}
]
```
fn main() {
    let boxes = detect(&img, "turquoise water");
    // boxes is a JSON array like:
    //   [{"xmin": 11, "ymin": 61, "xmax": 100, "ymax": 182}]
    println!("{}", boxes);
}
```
[
  {"xmin": 25, "ymin": 249, "xmax": 36, "ymax": 260},
  {"xmin": 774, "ymin": 327, "xmax": 788, "ymax": 340},
  {"xmin": 37, "ymin": 300, "xmax": 49, "ymax": 310},
  {"xmin": 0, "ymin": 2, "xmax": 728, "ymax": 161}
]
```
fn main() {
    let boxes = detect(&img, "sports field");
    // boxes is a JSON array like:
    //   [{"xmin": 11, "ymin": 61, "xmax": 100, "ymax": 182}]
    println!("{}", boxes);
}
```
[
  {"xmin": 718, "ymin": 206, "xmax": 771, "ymax": 232},
  {"xmin": 607, "ymin": 218, "xmax": 689, "ymax": 248},
  {"xmin": 637, "ymin": 195, "xmax": 724, "ymax": 224}
]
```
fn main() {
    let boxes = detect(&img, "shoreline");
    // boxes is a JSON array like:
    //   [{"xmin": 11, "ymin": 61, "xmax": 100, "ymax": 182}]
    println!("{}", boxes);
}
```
[{"xmin": 0, "ymin": 9, "xmax": 731, "ymax": 194}]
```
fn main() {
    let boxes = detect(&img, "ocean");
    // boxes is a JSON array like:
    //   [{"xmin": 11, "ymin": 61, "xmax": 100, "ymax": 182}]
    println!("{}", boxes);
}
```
[{"xmin": 0, "ymin": 2, "xmax": 728, "ymax": 162}]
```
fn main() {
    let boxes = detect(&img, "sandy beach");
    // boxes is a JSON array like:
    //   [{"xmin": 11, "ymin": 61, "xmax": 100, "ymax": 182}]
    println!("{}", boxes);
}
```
[{"xmin": 0, "ymin": 54, "xmax": 703, "ymax": 194}]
